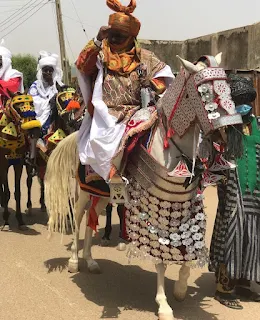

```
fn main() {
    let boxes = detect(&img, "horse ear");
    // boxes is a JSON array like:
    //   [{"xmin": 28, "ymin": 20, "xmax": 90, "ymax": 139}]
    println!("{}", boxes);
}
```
[
  {"xmin": 215, "ymin": 52, "xmax": 222, "ymax": 65},
  {"xmin": 56, "ymin": 82, "xmax": 62, "ymax": 92},
  {"xmin": 176, "ymin": 55, "xmax": 199, "ymax": 74}
]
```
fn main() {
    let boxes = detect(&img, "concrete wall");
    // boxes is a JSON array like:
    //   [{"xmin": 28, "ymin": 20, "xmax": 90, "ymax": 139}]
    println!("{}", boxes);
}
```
[{"xmin": 140, "ymin": 22, "xmax": 260, "ymax": 72}]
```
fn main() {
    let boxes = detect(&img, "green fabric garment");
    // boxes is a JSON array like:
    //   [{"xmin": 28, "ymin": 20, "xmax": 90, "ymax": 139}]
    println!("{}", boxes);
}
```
[{"xmin": 237, "ymin": 117, "xmax": 260, "ymax": 195}]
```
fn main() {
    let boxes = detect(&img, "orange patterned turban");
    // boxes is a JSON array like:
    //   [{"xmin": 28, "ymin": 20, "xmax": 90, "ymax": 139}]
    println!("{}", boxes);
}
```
[{"xmin": 107, "ymin": 0, "xmax": 141, "ymax": 37}]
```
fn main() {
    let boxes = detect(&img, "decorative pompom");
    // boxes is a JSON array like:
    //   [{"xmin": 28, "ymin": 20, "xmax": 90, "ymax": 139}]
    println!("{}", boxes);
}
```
[{"xmin": 66, "ymin": 100, "xmax": 80, "ymax": 111}]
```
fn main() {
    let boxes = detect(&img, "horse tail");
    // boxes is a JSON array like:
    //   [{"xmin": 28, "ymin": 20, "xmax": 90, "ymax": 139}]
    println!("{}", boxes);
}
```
[{"xmin": 44, "ymin": 131, "xmax": 78, "ymax": 236}]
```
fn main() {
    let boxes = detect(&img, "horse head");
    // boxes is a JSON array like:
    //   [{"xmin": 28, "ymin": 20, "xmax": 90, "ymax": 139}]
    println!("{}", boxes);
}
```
[
  {"xmin": 160, "ymin": 53, "xmax": 243, "ymax": 155},
  {"xmin": 50, "ymin": 83, "xmax": 81, "ymax": 133},
  {"xmin": 5, "ymin": 91, "xmax": 42, "ymax": 139}
]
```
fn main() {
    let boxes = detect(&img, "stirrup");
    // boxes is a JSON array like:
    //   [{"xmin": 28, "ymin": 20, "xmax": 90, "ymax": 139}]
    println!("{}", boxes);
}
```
[{"xmin": 109, "ymin": 175, "xmax": 129, "ymax": 204}]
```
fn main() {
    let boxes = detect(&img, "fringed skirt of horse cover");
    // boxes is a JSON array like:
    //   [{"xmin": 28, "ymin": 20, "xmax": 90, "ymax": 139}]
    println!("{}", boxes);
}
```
[{"xmin": 209, "ymin": 168, "xmax": 260, "ymax": 282}]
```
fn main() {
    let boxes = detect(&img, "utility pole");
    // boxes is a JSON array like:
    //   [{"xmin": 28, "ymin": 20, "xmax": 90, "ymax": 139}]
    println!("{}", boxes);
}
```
[{"xmin": 55, "ymin": 0, "xmax": 69, "ymax": 84}]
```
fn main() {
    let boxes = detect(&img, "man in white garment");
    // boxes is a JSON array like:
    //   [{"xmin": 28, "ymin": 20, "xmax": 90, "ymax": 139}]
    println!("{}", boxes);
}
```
[
  {"xmin": 28, "ymin": 51, "xmax": 63, "ymax": 135},
  {"xmin": 0, "ymin": 39, "xmax": 23, "ymax": 106}
]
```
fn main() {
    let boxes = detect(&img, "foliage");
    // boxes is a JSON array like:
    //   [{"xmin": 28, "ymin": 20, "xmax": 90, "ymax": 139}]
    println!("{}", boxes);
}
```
[{"xmin": 12, "ymin": 54, "xmax": 37, "ymax": 91}]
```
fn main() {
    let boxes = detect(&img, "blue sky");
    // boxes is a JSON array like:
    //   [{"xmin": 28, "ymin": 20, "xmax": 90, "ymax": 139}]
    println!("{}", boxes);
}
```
[{"xmin": 0, "ymin": 0, "xmax": 259, "ymax": 62}]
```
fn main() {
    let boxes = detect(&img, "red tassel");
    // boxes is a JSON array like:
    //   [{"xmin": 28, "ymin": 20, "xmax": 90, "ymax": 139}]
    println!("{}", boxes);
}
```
[
  {"xmin": 66, "ymin": 100, "xmax": 81, "ymax": 112},
  {"xmin": 88, "ymin": 196, "xmax": 100, "ymax": 233},
  {"xmin": 164, "ymin": 128, "xmax": 175, "ymax": 149},
  {"xmin": 167, "ymin": 128, "xmax": 175, "ymax": 138},
  {"xmin": 164, "ymin": 137, "xmax": 169, "ymax": 149}
]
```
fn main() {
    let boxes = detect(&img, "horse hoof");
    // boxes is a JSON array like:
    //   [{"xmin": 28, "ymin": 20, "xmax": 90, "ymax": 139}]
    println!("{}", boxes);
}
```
[
  {"xmin": 101, "ymin": 239, "xmax": 110, "ymax": 247},
  {"xmin": 68, "ymin": 259, "xmax": 79, "ymax": 273},
  {"xmin": 87, "ymin": 261, "xmax": 101, "ymax": 274},
  {"xmin": 117, "ymin": 243, "xmax": 127, "ymax": 251},
  {"xmin": 158, "ymin": 312, "xmax": 175, "ymax": 320},
  {"xmin": 25, "ymin": 208, "xmax": 33, "ymax": 216},
  {"xmin": 173, "ymin": 282, "xmax": 187, "ymax": 302},
  {"xmin": 1, "ymin": 224, "xmax": 11, "ymax": 232},
  {"xmin": 18, "ymin": 225, "xmax": 28, "ymax": 231}
]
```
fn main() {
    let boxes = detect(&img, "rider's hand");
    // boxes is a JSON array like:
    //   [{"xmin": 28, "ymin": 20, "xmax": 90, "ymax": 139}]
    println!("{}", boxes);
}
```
[{"xmin": 97, "ymin": 26, "xmax": 111, "ymax": 41}]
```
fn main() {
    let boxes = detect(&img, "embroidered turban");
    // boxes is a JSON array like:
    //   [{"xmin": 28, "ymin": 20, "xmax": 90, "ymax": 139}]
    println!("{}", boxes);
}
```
[{"xmin": 107, "ymin": 0, "xmax": 141, "ymax": 37}]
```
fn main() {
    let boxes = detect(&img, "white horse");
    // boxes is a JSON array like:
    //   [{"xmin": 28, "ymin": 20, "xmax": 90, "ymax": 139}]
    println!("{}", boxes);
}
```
[{"xmin": 45, "ymin": 53, "xmax": 242, "ymax": 320}]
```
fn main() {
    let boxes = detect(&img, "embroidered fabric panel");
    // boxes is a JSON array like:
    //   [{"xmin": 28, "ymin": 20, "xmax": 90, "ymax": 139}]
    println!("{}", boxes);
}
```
[
  {"xmin": 103, "ymin": 71, "xmax": 140, "ymax": 110},
  {"xmin": 159, "ymin": 69, "xmax": 186, "ymax": 120},
  {"xmin": 169, "ymin": 76, "xmax": 213, "ymax": 137},
  {"xmin": 193, "ymin": 68, "xmax": 227, "ymax": 86}
]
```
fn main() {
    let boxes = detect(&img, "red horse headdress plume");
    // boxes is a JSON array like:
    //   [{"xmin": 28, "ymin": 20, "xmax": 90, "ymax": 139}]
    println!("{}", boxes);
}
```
[{"xmin": 107, "ymin": 0, "xmax": 141, "ymax": 37}]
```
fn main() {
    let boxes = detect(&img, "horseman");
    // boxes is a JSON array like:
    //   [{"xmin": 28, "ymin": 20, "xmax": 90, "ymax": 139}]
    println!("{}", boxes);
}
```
[
  {"xmin": 209, "ymin": 74, "xmax": 260, "ymax": 309},
  {"xmin": 0, "ymin": 40, "xmax": 23, "ymax": 106},
  {"xmin": 29, "ymin": 51, "xmax": 63, "ymax": 136},
  {"xmin": 76, "ymin": 0, "xmax": 173, "ymax": 198}
]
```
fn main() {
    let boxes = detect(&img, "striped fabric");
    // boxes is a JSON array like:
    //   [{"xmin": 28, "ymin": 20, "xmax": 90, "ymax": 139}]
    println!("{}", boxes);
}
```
[{"xmin": 209, "ymin": 152, "xmax": 260, "ymax": 282}]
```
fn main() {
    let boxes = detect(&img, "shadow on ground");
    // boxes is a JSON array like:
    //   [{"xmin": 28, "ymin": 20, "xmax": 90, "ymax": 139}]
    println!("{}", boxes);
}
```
[
  {"xmin": 0, "ymin": 209, "xmax": 41, "ymax": 236},
  {"xmin": 44, "ymin": 254, "xmax": 219, "ymax": 320}
]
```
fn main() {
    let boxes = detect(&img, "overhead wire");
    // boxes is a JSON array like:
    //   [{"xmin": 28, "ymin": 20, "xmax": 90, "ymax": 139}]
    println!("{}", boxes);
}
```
[
  {"xmin": 62, "ymin": 14, "xmax": 98, "ymax": 30},
  {"xmin": 1, "ymin": 1, "xmax": 50, "ymax": 38},
  {"xmin": 69, "ymin": 0, "xmax": 89, "ymax": 39},
  {"xmin": 0, "ymin": 5, "xmax": 41, "ymax": 14},
  {"xmin": 0, "ymin": 0, "xmax": 40, "ymax": 29}
]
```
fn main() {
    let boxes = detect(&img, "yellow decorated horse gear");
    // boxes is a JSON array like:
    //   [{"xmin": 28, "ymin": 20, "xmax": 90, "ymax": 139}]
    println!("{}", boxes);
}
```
[
  {"xmin": 56, "ymin": 87, "xmax": 79, "ymax": 115},
  {"xmin": 2, "ymin": 122, "xmax": 17, "ymax": 138},
  {"xmin": 10, "ymin": 94, "xmax": 41, "ymax": 130},
  {"xmin": 48, "ymin": 129, "xmax": 66, "ymax": 145},
  {"xmin": 0, "ymin": 112, "xmax": 8, "ymax": 126}
]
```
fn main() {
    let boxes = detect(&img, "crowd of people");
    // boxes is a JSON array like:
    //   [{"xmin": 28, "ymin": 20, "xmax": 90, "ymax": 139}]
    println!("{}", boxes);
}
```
[{"xmin": 0, "ymin": 0, "xmax": 259, "ymax": 312}]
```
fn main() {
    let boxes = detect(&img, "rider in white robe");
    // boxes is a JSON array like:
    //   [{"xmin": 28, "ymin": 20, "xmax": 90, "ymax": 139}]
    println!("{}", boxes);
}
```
[{"xmin": 28, "ymin": 51, "xmax": 63, "ymax": 135}]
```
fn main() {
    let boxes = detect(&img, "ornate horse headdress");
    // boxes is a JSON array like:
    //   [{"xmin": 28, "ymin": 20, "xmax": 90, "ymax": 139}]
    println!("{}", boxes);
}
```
[{"xmin": 160, "ymin": 54, "xmax": 243, "ymax": 140}]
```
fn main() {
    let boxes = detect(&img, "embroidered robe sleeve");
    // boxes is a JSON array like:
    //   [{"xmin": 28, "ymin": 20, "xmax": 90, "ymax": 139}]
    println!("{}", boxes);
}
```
[
  {"xmin": 76, "ymin": 40, "xmax": 101, "ymax": 76},
  {"xmin": 149, "ymin": 53, "xmax": 168, "ymax": 94}
]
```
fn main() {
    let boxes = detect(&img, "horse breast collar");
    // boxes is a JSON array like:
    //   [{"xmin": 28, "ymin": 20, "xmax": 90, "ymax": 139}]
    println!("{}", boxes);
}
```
[{"xmin": 160, "ymin": 55, "xmax": 242, "ymax": 137}]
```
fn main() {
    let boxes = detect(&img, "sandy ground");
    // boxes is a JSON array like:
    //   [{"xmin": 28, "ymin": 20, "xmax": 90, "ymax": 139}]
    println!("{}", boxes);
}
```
[{"xmin": 0, "ymin": 167, "xmax": 259, "ymax": 320}]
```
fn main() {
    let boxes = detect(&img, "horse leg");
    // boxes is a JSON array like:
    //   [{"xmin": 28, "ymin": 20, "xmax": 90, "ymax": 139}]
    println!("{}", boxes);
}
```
[
  {"xmin": 155, "ymin": 263, "xmax": 174, "ymax": 320},
  {"xmin": 101, "ymin": 203, "xmax": 112, "ymax": 246},
  {"xmin": 83, "ymin": 197, "xmax": 109, "ymax": 273},
  {"xmin": 14, "ymin": 164, "xmax": 25, "ymax": 228},
  {"xmin": 116, "ymin": 204, "xmax": 127, "ymax": 251},
  {"xmin": 39, "ymin": 178, "xmax": 46, "ymax": 212},
  {"xmin": 2, "ymin": 167, "xmax": 11, "ymax": 231},
  {"xmin": 25, "ymin": 164, "xmax": 33, "ymax": 215},
  {"xmin": 68, "ymin": 189, "xmax": 90, "ymax": 273},
  {"xmin": 173, "ymin": 262, "xmax": 190, "ymax": 302}
]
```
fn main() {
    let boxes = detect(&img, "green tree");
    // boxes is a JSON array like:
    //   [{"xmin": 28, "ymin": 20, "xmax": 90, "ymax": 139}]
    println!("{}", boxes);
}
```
[{"xmin": 12, "ymin": 54, "xmax": 37, "ymax": 91}]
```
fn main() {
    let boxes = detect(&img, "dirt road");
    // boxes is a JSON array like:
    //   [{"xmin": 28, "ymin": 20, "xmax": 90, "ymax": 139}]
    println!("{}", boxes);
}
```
[{"xmin": 0, "ymin": 168, "xmax": 259, "ymax": 320}]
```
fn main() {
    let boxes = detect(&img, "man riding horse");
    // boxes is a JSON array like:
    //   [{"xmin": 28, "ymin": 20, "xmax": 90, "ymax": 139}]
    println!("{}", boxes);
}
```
[
  {"xmin": 29, "ymin": 51, "xmax": 63, "ymax": 136},
  {"xmin": 0, "ymin": 40, "xmax": 23, "ymax": 102},
  {"xmin": 76, "ymin": 0, "xmax": 173, "ymax": 225},
  {"xmin": 27, "ymin": 52, "xmax": 80, "ymax": 212}
]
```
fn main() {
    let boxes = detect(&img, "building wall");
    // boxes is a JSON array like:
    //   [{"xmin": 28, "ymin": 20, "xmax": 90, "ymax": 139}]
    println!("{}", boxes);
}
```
[{"xmin": 140, "ymin": 22, "xmax": 260, "ymax": 72}]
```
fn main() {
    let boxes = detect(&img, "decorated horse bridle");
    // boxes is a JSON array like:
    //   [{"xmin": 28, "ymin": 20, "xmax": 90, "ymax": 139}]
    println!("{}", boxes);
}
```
[
  {"xmin": 160, "ymin": 55, "xmax": 242, "ymax": 142},
  {"xmin": 56, "ymin": 87, "xmax": 80, "ymax": 116},
  {"xmin": 7, "ymin": 94, "xmax": 41, "ymax": 130}
]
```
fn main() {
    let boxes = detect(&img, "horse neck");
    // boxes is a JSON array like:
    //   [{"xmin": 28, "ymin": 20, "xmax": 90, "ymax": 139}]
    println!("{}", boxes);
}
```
[{"xmin": 150, "ymin": 121, "xmax": 200, "ymax": 171}]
